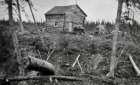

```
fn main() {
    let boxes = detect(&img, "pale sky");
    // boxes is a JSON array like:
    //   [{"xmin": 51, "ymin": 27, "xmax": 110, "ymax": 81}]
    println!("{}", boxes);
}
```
[{"xmin": 0, "ymin": 0, "xmax": 122, "ymax": 22}]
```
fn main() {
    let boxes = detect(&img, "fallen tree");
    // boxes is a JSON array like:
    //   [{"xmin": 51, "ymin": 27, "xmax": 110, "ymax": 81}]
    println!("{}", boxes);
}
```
[
  {"xmin": 20, "ymin": 56, "xmax": 55, "ymax": 75},
  {"xmin": 6, "ymin": 75, "xmax": 83, "ymax": 82},
  {"xmin": 128, "ymin": 54, "xmax": 140, "ymax": 76}
]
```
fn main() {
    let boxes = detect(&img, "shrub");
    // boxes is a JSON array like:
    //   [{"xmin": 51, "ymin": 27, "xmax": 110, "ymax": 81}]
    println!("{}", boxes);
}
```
[{"xmin": 0, "ymin": 26, "xmax": 13, "ymax": 63}]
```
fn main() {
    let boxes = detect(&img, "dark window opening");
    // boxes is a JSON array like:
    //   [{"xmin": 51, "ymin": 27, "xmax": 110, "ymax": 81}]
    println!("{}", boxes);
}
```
[{"xmin": 55, "ymin": 22, "xmax": 58, "ymax": 26}]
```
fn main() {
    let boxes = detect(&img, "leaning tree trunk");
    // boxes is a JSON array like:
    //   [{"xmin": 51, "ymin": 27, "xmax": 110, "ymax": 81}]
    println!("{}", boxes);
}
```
[
  {"xmin": 128, "ymin": 54, "xmax": 140, "ymax": 76},
  {"xmin": 8, "ymin": 0, "xmax": 24, "ymax": 76},
  {"xmin": 8, "ymin": 0, "xmax": 14, "ymax": 25},
  {"xmin": 107, "ymin": 0, "xmax": 123, "ymax": 77},
  {"xmin": 12, "ymin": 30, "xmax": 25, "ymax": 76},
  {"xmin": 8, "ymin": 0, "xmax": 25, "ymax": 84},
  {"xmin": 11, "ymin": 26, "xmax": 26, "ymax": 85},
  {"xmin": 26, "ymin": 0, "xmax": 47, "ymax": 49},
  {"xmin": 16, "ymin": 0, "xmax": 25, "ymax": 33}
]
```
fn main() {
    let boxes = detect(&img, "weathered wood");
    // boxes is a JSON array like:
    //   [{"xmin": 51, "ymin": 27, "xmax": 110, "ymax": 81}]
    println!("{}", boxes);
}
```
[
  {"xmin": 6, "ymin": 76, "xmax": 83, "ymax": 82},
  {"xmin": 128, "ymin": 54, "xmax": 140, "ymax": 76},
  {"xmin": 46, "ymin": 15, "xmax": 65, "ymax": 29},
  {"xmin": 27, "ymin": 0, "xmax": 47, "ymax": 50},
  {"xmin": 92, "ymin": 54, "xmax": 103, "ymax": 70},
  {"xmin": 16, "ymin": 0, "xmax": 25, "ymax": 33},
  {"xmin": 71, "ymin": 54, "xmax": 84, "ymax": 73},
  {"xmin": 21, "ymin": 56, "xmax": 55, "ymax": 75},
  {"xmin": 77, "ymin": 60, "xmax": 84, "ymax": 73},
  {"xmin": 45, "ymin": 5, "xmax": 86, "ymax": 32},
  {"xmin": 72, "ymin": 54, "xmax": 80, "ymax": 67},
  {"xmin": 107, "ymin": 0, "xmax": 123, "ymax": 77},
  {"xmin": 8, "ymin": 0, "xmax": 14, "ymax": 26},
  {"xmin": 46, "ymin": 50, "xmax": 54, "ymax": 61}
]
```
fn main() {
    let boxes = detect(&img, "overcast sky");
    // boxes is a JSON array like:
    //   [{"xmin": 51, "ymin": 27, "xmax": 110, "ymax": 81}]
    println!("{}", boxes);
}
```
[{"xmin": 0, "ymin": 0, "xmax": 121, "ymax": 22}]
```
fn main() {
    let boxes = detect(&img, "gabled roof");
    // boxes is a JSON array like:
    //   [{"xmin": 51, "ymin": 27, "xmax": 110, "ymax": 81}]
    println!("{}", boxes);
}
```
[{"xmin": 44, "ymin": 5, "xmax": 87, "ymax": 17}]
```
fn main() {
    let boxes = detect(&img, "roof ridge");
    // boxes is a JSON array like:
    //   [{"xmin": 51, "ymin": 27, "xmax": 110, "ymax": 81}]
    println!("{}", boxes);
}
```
[
  {"xmin": 54, "ymin": 4, "xmax": 76, "ymax": 7},
  {"xmin": 44, "ymin": 4, "xmax": 87, "ymax": 17},
  {"xmin": 45, "ymin": 5, "xmax": 75, "ymax": 15}
]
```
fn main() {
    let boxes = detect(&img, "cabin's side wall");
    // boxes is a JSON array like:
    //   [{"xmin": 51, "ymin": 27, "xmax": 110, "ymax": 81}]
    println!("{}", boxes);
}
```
[
  {"xmin": 45, "ymin": 14, "xmax": 65, "ymax": 32},
  {"xmin": 65, "ymin": 5, "xmax": 86, "ymax": 32}
]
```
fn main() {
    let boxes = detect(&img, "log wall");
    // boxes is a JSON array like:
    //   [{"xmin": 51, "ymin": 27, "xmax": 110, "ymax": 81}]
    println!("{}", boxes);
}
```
[
  {"xmin": 64, "ymin": 5, "xmax": 85, "ymax": 32},
  {"xmin": 45, "ymin": 15, "xmax": 65, "ymax": 32},
  {"xmin": 45, "ymin": 5, "xmax": 86, "ymax": 32}
]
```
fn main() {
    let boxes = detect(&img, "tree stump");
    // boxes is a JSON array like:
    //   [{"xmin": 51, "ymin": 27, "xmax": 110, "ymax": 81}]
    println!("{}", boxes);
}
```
[{"xmin": 21, "ymin": 56, "xmax": 55, "ymax": 75}]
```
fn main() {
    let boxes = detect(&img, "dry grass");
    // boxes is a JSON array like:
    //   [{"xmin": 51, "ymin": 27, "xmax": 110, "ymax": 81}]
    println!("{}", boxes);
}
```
[{"xmin": 1, "ymin": 21, "xmax": 140, "ymax": 84}]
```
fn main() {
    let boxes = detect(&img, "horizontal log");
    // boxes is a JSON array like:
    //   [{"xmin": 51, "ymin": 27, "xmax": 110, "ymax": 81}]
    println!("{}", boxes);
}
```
[
  {"xmin": 6, "ymin": 75, "xmax": 83, "ymax": 82},
  {"xmin": 20, "ymin": 56, "xmax": 55, "ymax": 75}
]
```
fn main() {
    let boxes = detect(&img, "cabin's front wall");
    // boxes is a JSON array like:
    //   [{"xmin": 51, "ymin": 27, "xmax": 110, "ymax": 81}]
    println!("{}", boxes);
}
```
[{"xmin": 45, "ymin": 14, "xmax": 65, "ymax": 31}]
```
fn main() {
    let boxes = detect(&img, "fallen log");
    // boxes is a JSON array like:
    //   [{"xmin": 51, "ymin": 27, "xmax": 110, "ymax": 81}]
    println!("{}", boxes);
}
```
[
  {"xmin": 6, "ymin": 75, "xmax": 83, "ymax": 82},
  {"xmin": 20, "ymin": 56, "xmax": 55, "ymax": 75},
  {"xmin": 128, "ymin": 54, "xmax": 140, "ymax": 76}
]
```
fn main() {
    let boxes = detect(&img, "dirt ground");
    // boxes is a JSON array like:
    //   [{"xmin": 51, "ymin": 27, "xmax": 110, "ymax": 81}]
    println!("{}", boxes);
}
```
[
  {"xmin": 1, "ymin": 24, "xmax": 140, "ymax": 85},
  {"xmin": 10, "ymin": 32, "xmax": 140, "ymax": 85}
]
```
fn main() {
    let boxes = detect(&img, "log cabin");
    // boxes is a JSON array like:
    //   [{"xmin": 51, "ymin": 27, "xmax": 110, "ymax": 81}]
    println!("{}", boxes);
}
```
[{"xmin": 44, "ymin": 5, "xmax": 87, "ymax": 33}]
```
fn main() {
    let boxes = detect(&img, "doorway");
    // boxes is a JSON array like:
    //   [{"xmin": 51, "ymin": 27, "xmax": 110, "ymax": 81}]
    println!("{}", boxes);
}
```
[{"xmin": 69, "ymin": 21, "xmax": 73, "ymax": 32}]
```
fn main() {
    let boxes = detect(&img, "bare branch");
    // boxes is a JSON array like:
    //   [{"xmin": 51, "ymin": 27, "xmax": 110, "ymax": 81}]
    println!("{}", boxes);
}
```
[{"xmin": 12, "ymin": 6, "xmax": 19, "ymax": 17}]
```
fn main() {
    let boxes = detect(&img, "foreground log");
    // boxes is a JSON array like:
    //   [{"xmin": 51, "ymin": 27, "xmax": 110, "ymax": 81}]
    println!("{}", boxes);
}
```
[
  {"xmin": 20, "ymin": 56, "xmax": 55, "ymax": 75},
  {"xmin": 6, "ymin": 75, "xmax": 83, "ymax": 82}
]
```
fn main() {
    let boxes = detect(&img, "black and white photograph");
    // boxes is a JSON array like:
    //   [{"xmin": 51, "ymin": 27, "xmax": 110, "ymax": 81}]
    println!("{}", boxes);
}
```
[{"xmin": 0, "ymin": 0, "xmax": 140, "ymax": 85}]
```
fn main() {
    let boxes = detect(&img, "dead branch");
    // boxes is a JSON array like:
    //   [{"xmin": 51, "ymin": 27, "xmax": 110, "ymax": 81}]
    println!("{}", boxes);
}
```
[
  {"xmin": 72, "ymin": 54, "xmax": 80, "ymax": 67},
  {"xmin": 128, "ymin": 54, "xmax": 140, "ymax": 76},
  {"xmin": 46, "ymin": 50, "xmax": 54, "ymax": 61},
  {"xmin": 116, "ymin": 35, "xmax": 127, "ymax": 67},
  {"xmin": 71, "ymin": 54, "xmax": 84, "ymax": 73},
  {"xmin": 77, "ymin": 60, "xmax": 84, "ymax": 73},
  {"xmin": 37, "ymin": 50, "xmax": 42, "ymax": 59}
]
